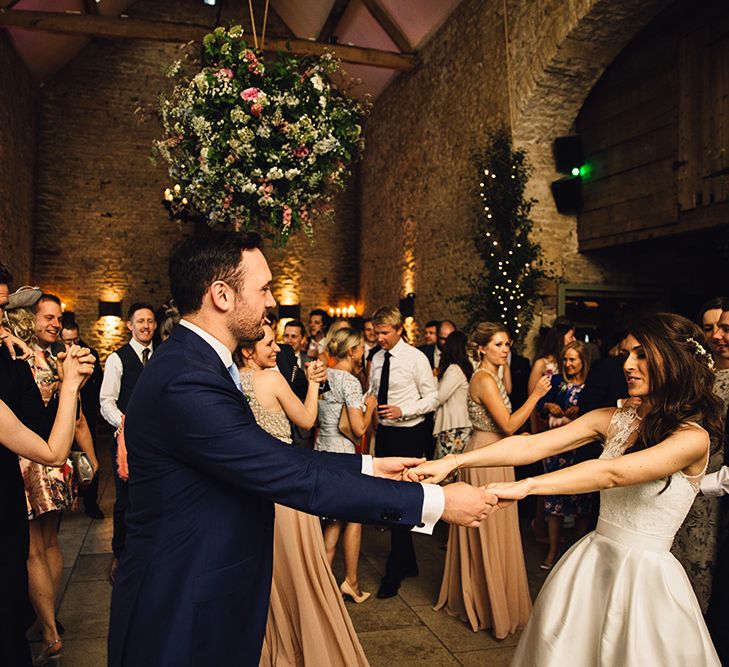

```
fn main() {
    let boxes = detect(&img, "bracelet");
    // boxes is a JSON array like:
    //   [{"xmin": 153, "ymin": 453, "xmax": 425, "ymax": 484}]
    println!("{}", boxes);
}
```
[{"xmin": 452, "ymin": 453, "xmax": 461, "ymax": 475}]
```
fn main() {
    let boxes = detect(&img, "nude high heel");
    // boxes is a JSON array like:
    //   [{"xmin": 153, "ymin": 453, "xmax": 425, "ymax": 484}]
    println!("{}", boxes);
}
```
[
  {"xmin": 33, "ymin": 638, "xmax": 62, "ymax": 666},
  {"xmin": 340, "ymin": 579, "xmax": 371, "ymax": 603}
]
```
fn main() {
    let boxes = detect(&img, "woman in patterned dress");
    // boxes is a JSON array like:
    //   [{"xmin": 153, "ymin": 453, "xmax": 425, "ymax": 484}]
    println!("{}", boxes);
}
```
[
  {"xmin": 238, "ymin": 324, "xmax": 369, "ymax": 667},
  {"xmin": 537, "ymin": 340, "xmax": 593, "ymax": 570},
  {"xmin": 315, "ymin": 328, "xmax": 377, "ymax": 603},
  {"xmin": 4, "ymin": 301, "xmax": 98, "ymax": 665}
]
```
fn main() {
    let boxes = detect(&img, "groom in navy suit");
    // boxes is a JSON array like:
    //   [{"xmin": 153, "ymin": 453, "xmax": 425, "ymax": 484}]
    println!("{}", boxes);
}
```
[{"xmin": 108, "ymin": 231, "xmax": 496, "ymax": 667}]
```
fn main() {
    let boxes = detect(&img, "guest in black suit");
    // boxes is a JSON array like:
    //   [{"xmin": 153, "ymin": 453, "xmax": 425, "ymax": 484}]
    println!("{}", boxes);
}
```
[{"xmin": 417, "ymin": 319, "xmax": 440, "ymax": 369}]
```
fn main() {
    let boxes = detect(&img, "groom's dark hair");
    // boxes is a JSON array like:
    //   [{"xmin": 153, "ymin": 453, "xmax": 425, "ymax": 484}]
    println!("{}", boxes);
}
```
[{"xmin": 169, "ymin": 230, "xmax": 262, "ymax": 316}]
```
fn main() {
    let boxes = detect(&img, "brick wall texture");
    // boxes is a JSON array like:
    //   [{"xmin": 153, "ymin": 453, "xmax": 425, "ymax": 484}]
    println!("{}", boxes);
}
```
[
  {"xmin": 1, "ymin": 0, "xmax": 682, "ymax": 355},
  {"xmin": 0, "ymin": 32, "xmax": 38, "ymax": 286}
]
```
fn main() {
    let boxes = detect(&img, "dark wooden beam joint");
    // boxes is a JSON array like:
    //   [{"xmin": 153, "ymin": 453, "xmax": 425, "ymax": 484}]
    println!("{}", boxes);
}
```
[{"xmin": 0, "ymin": 9, "xmax": 415, "ymax": 70}]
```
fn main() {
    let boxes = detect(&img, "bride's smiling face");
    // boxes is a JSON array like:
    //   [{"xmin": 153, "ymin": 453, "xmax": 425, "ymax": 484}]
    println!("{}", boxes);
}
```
[
  {"xmin": 251, "ymin": 325, "xmax": 280, "ymax": 369},
  {"xmin": 623, "ymin": 334, "xmax": 651, "ymax": 397}
]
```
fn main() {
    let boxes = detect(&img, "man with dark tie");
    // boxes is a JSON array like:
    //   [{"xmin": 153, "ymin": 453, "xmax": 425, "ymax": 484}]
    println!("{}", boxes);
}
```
[
  {"xmin": 369, "ymin": 306, "xmax": 439, "ymax": 598},
  {"xmin": 100, "ymin": 302, "xmax": 157, "ymax": 583}
]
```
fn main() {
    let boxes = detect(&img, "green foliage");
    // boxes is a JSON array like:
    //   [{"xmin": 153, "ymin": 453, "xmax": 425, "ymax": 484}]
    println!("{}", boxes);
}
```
[
  {"xmin": 460, "ymin": 128, "xmax": 543, "ymax": 339},
  {"xmin": 156, "ymin": 25, "xmax": 369, "ymax": 246}
]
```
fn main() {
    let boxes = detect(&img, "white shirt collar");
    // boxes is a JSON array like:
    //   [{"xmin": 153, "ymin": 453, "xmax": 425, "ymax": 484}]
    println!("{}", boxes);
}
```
[
  {"xmin": 388, "ymin": 338, "xmax": 407, "ymax": 357},
  {"xmin": 129, "ymin": 337, "xmax": 153, "ymax": 356},
  {"xmin": 179, "ymin": 319, "xmax": 233, "ymax": 368}
]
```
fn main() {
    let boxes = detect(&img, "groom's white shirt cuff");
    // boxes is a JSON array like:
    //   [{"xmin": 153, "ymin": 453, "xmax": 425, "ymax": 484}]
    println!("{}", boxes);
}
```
[{"xmin": 360, "ymin": 455, "xmax": 444, "ymax": 534}]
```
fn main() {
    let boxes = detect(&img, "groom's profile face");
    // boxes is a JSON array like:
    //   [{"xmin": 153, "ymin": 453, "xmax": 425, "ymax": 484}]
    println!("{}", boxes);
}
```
[{"xmin": 228, "ymin": 248, "xmax": 276, "ymax": 344}]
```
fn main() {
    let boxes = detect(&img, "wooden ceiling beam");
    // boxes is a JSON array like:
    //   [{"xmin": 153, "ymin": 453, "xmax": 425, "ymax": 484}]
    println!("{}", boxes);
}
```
[
  {"xmin": 0, "ymin": 9, "xmax": 415, "ymax": 70},
  {"xmin": 360, "ymin": 0, "xmax": 413, "ymax": 53},
  {"xmin": 317, "ymin": 0, "xmax": 349, "ymax": 43}
]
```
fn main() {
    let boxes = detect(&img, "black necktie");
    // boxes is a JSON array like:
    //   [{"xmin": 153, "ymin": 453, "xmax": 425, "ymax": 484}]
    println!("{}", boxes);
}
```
[
  {"xmin": 377, "ymin": 351, "xmax": 391, "ymax": 405},
  {"xmin": 142, "ymin": 348, "xmax": 150, "ymax": 367}
]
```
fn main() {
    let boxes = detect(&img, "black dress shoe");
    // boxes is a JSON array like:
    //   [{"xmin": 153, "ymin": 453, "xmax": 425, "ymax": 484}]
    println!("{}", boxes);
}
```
[
  {"xmin": 376, "ymin": 577, "xmax": 401, "ymax": 599},
  {"xmin": 84, "ymin": 504, "xmax": 105, "ymax": 520}
]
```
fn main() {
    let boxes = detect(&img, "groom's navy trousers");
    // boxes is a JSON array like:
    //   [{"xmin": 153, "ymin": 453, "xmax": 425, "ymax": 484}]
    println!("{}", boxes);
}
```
[{"xmin": 107, "ymin": 324, "xmax": 425, "ymax": 667}]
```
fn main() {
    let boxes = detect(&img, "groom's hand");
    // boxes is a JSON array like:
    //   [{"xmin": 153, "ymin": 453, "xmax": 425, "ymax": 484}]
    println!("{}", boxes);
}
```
[
  {"xmin": 441, "ymin": 482, "xmax": 498, "ymax": 527},
  {"xmin": 372, "ymin": 456, "xmax": 426, "ymax": 480}
]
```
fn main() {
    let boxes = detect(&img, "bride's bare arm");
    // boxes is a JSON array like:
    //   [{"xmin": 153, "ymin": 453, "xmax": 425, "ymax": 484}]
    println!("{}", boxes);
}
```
[
  {"xmin": 491, "ymin": 425, "xmax": 709, "ymax": 499},
  {"xmin": 410, "ymin": 407, "xmax": 615, "ymax": 483}
]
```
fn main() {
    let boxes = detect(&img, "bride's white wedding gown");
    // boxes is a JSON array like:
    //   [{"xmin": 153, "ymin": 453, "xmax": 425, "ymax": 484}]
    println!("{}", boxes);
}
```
[{"xmin": 511, "ymin": 407, "xmax": 721, "ymax": 666}]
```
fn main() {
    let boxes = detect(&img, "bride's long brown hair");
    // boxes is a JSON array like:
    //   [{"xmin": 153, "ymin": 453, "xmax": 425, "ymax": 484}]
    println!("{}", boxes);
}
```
[{"xmin": 628, "ymin": 313, "xmax": 724, "ymax": 456}]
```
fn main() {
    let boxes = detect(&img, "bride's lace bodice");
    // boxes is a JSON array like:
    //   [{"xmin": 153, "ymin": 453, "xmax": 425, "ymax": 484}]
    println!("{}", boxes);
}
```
[
  {"xmin": 598, "ymin": 407, "xmax": 709, "ymax": 541},
  {"xmin": 239, "ymin": 369, "xmax": 293, "ymax": 444}
]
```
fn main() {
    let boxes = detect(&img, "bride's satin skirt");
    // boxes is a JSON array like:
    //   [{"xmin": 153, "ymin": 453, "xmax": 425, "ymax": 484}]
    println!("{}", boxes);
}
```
[
  {"xmin": 510, "ymin": 519, "xmax": 721, "ymax": 666},
  {"xmin": 259, "ymin": 504, "xmax": 369, "ymax": 667},
  {"xmin": 435, "ymin": 430, "xmax": 532, "ymax": 638}
]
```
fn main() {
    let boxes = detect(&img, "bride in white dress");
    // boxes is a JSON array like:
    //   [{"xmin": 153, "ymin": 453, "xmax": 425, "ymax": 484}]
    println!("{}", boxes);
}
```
[{"xmin": 410, "ymin": 313, "xmax": 722, "ymax": 666}]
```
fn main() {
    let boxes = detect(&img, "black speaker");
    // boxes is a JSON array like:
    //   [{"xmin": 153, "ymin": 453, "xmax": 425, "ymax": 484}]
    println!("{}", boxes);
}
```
[
  {"xmin": 553, "ymin": 136, "xmax": 584, "ymax": 175},
  {"xmin": 551, "ymin": 177, "xmax": 583, "ymax": 214}
]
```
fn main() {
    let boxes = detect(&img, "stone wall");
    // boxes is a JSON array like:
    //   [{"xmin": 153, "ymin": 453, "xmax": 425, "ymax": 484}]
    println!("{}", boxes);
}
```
[
  {"xmin": 32, "ymin": 0, "xmax": 359, "ymax": 359},
  {"xmin": 0, "ymin": 32, "xmax": 38, "ymax": 286},
  {"xmin": 359, "ymin": 0, "xmax": 511, "ymax": 339},
  {"xmin": 358, "ymin": 0, "xmax": 676, "ymax": 347}
]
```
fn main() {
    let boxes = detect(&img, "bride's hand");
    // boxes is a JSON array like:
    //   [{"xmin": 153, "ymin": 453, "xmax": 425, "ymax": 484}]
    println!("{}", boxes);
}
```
[
  {"xmin": 406, "ymin": 456, "xmax": 457, "ymax": 484},
  {"xmin": 487, "ymin": 479, "xmax": 532, "ymax": 502},
  {"xmin": 0, "ymin": 327, "xmax": 32, "ymax": 361}
]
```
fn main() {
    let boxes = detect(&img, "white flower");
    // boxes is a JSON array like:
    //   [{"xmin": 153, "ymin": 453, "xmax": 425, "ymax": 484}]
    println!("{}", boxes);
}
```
[
  {"xmin": 311, "ymin": 74, "xmax": 324, "ymax": 91},
  {"xmin": 284, "ymin": 168, "xmax": 300, "ymax": 179},
  {"xmin": 319, "ymin": 96, "xmax": 326, "ymax": 109},
  {"xmin": 313, "ymin": 135, "xmax": 339, "ymax": 154},
  {"xmin": 266, "ymin": 167, "xmax": 284, "ymax": 180},
  {"xmin": 242, "ymin": 182, "xmax": 257, "ymax": 194}
]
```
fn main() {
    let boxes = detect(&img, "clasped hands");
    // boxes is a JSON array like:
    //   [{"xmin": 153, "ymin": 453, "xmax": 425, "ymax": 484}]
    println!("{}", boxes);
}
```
[{"xmin": 372, "ymin": 456, "xmax": 526, "ymax": 528}]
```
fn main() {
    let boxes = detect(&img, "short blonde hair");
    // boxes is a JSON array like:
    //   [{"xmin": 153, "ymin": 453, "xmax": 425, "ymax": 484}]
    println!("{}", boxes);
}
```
[
  {"xmin": 372, "ymin": 306, "xmax": 402, "ymax": 329},
  {"xmin": 3, "ymin": 307, "xmax": 37, "ymax": 346},
  {"xmin": 327, "ymin": 328, "xmax": 362, "ymax": 360},
  {"xmin": 561, "ymin": 340, "xmax": 590, "ymax": 378}
]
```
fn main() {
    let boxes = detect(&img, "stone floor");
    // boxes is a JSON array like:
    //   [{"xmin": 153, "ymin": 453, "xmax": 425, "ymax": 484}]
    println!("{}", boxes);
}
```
[{"xmin": 39, "ymin": 441, "xmax": 555, "ymax": 666}]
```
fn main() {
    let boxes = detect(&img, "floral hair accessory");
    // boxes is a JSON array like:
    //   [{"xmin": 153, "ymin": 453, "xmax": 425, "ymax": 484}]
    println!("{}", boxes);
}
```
[{"xmin": 686, "ymin": 337, "xmax": 716, "ymax": 370}]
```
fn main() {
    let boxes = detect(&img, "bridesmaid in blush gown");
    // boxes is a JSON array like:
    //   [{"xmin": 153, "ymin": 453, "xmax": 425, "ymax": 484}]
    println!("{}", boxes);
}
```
[
  {"xmin": 411, "ymin": 313, "xmax": 723, "ymax": 666},
  {"xmin": 435, "ymin": 322, "xmax": 551, "ymax": 638},
  {"xmin": 237, "ymin": 324, "xmax": 369, "ymax": 667}
]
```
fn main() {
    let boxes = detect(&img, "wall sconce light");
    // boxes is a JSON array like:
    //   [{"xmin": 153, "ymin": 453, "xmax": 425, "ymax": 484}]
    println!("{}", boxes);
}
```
[
  {"xmin": 399, "ymin": 293, "xmax": 416, "ymax": 319},
  {"xmin": 327, "ymin": 304, "xmax": 358, "ymax": 319},
  {"xmin": 278, "ymin": 304, "xmax": 301, "ymax": 320},
  {"xmin": 98, "ymin": 300, "xmax": 122, "ymax": 318}
]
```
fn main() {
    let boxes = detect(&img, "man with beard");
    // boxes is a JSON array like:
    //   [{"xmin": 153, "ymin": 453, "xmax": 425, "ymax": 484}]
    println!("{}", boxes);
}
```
[{"xmin": 108, "ymin": 231, "xmax": 498, "ymax": 667}]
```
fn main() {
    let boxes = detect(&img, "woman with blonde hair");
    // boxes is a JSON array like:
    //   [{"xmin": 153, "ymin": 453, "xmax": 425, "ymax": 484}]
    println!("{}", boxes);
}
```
[
  {"xmin": 434, "ymin": 322, "xmax": 551, "ymax": 638},
  {"xmin": 537, "ymin": 339, "xmax": 592, "ymax": 569},
  {"xmin": 316, "ymin": 327, "xmax": 377, "ymax": 602}
]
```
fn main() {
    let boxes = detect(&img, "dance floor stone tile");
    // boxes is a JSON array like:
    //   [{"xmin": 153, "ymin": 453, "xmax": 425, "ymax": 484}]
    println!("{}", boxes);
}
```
[
  {"xmin": 397, "ymin": 558, "xmax": 443, "ymax": 607},
  {"xmin": 359, "ymin": 626, "xmax": 460, "ymax": 667},
  {"xmin": 412, "ymin": 604, "xmax": 522, "ymax": 653},
  {"xmin": 80, "ymin": 519, "xmax": 114, "ymax": 554},
  {"xmin": 56, "ymin": 637, "xmax": 107, "ymax": 666},
  {"xmin": 57, "ymin": 580, "xmax": 112, "ymax": 640},
  {"xmin": 72, "ymin": 554, "xmax": 114, "ymax": 582},
  {"xmin": 345, "ymin": 595, "xmax": 422, "ymax": 633},
  {"xmin": 455, "ymin": 646, "xmax": 515, "ymax": 666}
]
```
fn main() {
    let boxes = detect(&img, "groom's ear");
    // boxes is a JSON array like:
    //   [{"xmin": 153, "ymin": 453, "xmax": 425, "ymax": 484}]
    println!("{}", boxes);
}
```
[{"xmin": 207, "ymin": 281, "xmax": 234, "ymax": 313}]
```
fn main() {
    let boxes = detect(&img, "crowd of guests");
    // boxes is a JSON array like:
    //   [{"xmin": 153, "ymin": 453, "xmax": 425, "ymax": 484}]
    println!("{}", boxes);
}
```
[{"xmin": 1, "ymin": 252, "xmax": 728, "ymax": 665}]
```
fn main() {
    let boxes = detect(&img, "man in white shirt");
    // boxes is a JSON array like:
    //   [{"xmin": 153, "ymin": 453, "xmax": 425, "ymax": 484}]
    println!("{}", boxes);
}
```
[
  {"xmin": 369, "ymin": 306, "xmax": 439, "ymax": 598},
  {"xmin": 99, "ymin": 302, "xmax": 156, "ymax": 582},
  {"xmin": 282, "ymin": 319, "xmax": 312, "ymax": 369}
]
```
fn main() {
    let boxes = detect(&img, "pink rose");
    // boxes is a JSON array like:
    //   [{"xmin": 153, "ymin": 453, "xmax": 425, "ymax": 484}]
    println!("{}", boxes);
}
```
[
  {"xmin": 293, "ymin": 145, "xmax": 309, "ymax": 158},
  {"xmin": 250, "ymin": 103, "xmax": 263, "ymax": 117},
  {"xmin": 241, "ymin": 87, "xmax": 260, "ymax": 101},
  {"xmin": 216, "ymin": 68, "xmax": 234, "ymax": 79}
]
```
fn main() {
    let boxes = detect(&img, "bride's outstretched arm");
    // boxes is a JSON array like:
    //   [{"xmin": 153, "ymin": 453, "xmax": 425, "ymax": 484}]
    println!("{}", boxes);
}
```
[
  {"xmin": 409, "ymin": 407, "xmax": 615, "ymax": 484},
  {"xmin": 490, "ymin": 425, "xmax": 710, "ymax": 499}
]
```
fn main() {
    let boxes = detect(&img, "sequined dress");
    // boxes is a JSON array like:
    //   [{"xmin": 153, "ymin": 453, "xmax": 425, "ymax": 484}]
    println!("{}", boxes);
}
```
[
  {"xmin": 435, "ymin": 368, "xmax": 532, "ymax": 639},
  {"xmin": 239, "ymin": 370, "xmax": 369, "ymax": 667},
  {"xmin": 511, "ymin": 407, "xmax": 720, "ymax": 666}
]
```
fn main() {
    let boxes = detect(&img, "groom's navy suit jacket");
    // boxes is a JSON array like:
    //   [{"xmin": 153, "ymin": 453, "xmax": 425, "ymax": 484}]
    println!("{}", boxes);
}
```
[{"xmin": 108, "ymin": 324, "xmax": 424, "ymax": 666}]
